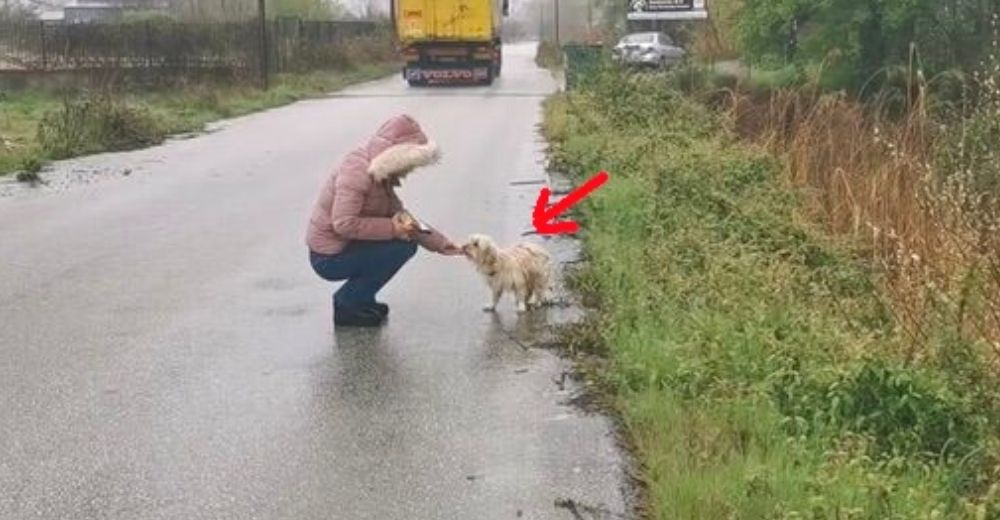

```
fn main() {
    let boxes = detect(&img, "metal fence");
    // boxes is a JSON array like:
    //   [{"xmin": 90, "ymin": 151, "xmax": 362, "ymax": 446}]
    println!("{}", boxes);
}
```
[
  {"xmin": 270, "ymin": 18, "xmax": 379, "ymax": 73},
  {"xmin": 562, "ymin": 43, "xmax": 605, "ymax": 91},
  {"xmin": 0, "ymin": 19, "xmax": 379, "ymax": 79}
]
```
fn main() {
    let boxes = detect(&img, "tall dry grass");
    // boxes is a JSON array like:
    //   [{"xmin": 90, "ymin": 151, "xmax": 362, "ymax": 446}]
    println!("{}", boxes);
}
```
[{"xmin": 727, "ymin": 59, "xmax": 1000, "ymax": 363}]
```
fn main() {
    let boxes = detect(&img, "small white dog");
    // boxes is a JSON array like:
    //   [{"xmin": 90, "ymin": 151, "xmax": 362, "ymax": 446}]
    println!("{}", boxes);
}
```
[{"xmin": 463, "ymin": 234, "xmax": 551, "ymax": 312}]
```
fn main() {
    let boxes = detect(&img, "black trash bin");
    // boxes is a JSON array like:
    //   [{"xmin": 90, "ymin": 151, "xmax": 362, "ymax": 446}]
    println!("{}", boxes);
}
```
[{"xmin": 562, "ymin": 43, "xmax": 605, "ymax": 91}]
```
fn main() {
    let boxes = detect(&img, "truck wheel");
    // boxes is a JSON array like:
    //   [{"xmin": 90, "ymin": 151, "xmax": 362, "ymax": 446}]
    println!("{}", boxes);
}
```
[
  {"xmin": 481, "ymin": 68, "xmax": 495, "ymax": 86},
  {"xmin": 494, "ymin": 57, "xmax": 502, "ymax": 77}
]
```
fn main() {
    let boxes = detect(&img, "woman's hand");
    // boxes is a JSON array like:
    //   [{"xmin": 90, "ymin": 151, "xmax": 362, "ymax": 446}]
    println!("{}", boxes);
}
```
[
  {"xmin": 441, "ymin": 242, "xmax": 466, "ymax": 256},
  {"xmin": 391, "ymin": 212, "xmax": 418, "ymax": 241}
]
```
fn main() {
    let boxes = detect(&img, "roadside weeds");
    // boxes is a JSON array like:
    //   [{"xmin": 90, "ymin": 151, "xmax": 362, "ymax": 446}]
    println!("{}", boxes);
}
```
[
  {"xmin": 542, "ymin": 67, "xmax": 1000, "ymax": 518},
  {"xmin": 0, "ymin": 63, "xmax": 399, "ymax": 181}
]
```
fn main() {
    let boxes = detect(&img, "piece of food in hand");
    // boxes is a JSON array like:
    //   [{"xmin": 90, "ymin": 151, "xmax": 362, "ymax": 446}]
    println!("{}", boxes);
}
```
[{"xmin": 396, "ymin": 210, "xmax": 432, "ymax": 234}]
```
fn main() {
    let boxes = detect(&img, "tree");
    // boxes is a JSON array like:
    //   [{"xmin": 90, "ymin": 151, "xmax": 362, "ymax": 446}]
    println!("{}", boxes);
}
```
[
  {"xmin": 738, "ymin": 0, "xmax": 812, "ymax": 64},
  {"xmin": 737, "ymin": 0, "xmax": 1000, "ymax": 89}
]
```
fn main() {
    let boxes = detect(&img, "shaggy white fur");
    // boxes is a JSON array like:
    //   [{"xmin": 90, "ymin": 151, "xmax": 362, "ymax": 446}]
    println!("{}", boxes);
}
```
[
  {"xmin": 367, "ymin": 141, "xmax": 441, "ymax": 182},
  {"xmin": 463, "ymin": 234, "xmax": 551, "ymax": 313}
]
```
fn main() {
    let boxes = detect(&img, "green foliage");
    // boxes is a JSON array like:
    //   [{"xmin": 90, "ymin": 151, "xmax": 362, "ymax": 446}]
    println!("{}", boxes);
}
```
[
  {"xmin": 775, "ymin": 360, "xmax": 982, "ymax": 461},
  {"xmin": 736, "ymin": 0, "xmax": 810, "ymax": 65},
  {"xmin": 37, "ymin": 94, "xmax": 165, "ymax": 160},
  {"xmin": 543, "ymin": 67, "xmax": 1000, "ymax": 518},
  {"xmin": 269, "ymin": 0, "xmax": 348, "ymax": 20},
  {"xmin": 2, "ymin": 47, "xmax": 397, "ymax": 177},
  {"xmin": 535, "ymin": 40, "xmax": 564, "ymax": 69},
  {"xmin": 15, "ymin": 156, "xmax": 42, "ymax": 182},
  {"xmin": 737, "ymin": 0, "xmax": 1000, "ymax": 90},
  {"xmin": 14, "ymin": 170, "xmax": 39, "ymax": 183},
  {"xmin": 19, "ymin": 156, "xmax": 42, "ymax": 174},
  {"xmin": 1, "ymin": 97, "xmax": 43, "ymax": 175}
]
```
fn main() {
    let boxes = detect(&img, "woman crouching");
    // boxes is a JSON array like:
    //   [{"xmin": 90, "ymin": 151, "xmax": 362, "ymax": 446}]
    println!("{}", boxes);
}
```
[{"xmin": 305, "ymin": 114, "xmax": 463, "ymax": 327}]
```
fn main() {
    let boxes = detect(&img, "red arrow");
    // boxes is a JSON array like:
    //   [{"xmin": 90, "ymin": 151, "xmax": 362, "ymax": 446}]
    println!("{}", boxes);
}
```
[{"xmin": 532, "ymin": 171, "xmax": 610, "ymax": 235}]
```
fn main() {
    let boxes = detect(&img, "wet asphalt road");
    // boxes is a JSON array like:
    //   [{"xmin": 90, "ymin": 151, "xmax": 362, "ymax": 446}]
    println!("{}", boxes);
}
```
[{"xmin": 0, "ymin": 43, "xmax": 629, "ymax": 519}]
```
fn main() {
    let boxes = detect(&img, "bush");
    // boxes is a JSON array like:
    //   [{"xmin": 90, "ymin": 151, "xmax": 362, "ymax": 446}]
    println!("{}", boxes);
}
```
[
  {"xmin": 37, "ymin": 93, "xmax": 166, "ymax": 160},
  {"xmin": 776, "ymin": 361, "xmax": 982, "ymax": 461},
  {"xmin": 535, "ymin": 40, "xmax": 563, "ymax": 69},
  {"xmin": 14, "ymin": 156, "xmax": 42, "ymax": 183}
]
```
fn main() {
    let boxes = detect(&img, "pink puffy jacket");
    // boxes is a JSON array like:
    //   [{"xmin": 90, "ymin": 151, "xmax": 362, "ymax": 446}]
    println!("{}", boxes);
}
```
[{"xmin": 306, "ymin": 115, "xmax": 452, "ymax": 255}]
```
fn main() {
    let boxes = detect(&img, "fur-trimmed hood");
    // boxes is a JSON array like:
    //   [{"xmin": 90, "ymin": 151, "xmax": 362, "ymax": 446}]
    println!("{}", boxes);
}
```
[{"xmin": 365, "ymin": 115, "xmax": 440, "ymax": 182}]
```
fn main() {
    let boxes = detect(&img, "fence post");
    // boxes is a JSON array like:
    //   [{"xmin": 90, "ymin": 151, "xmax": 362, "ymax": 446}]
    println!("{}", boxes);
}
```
[
  {"xmin": 257, "ymin": 0, "xmax": 269, "ymax": 89},
  {"xmin": 145, "ymin": 20, "xmax": 152, "ymax": 68},
  {"xmin": 273, "ymin": 18, "xmax": 280, "ymax": 74},
  {"xmin": 39, "ymin": 21, "xmax": 47, "ymax": 70}
]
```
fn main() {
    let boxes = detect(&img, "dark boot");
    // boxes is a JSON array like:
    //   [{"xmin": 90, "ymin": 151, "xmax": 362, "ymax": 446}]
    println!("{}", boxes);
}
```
[
  {"xmin": 365, "ymin": 302, "xmax": 389, "ymax": 317},
  {"xmin": 334, "ymin": 304, "xmax": 385, "ymax": 327}
]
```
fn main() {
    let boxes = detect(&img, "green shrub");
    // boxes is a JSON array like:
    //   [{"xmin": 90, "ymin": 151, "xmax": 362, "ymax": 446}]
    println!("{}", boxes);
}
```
[
  {"xmin": 14, "ymin": 156, "xmax": 42, "ymax": 183},
  {"xmin": 535, "ymin": 40, "xmax": 563, "ymax": 69},
  {"xmin": 775, "ymin": 361, "xmax": 982, "ymax": 460},
  {"xmin": 37, "ymin": 93, "xmax": 165, "ymax": 159}
]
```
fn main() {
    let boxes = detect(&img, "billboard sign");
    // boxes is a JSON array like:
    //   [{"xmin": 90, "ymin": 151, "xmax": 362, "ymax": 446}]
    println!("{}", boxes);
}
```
[{"xmin": 627, "ymin": 0, "xmax": 693, "ymax": 13}]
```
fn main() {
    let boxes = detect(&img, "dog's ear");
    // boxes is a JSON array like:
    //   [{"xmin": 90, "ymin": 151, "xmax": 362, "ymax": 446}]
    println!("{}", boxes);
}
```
[{"xmin": 481, "ymin": 242, "xmax": 498, "ymax": 266}]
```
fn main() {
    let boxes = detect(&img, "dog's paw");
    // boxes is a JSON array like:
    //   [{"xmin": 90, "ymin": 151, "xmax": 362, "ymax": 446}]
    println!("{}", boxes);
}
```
[
  {"xmin": 516, "ymin": 303, "xmax": 528, "ymax": 313},
  {"xmin": 482, "ymin": 304, "xmax": 497, "ymax": 312}
]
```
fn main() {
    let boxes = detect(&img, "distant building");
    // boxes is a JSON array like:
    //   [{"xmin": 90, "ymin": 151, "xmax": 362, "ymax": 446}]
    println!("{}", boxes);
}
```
[
  {"xmin": 39, "ymin": 9, "xmax": 66, "ymax": 22},
  {"xmin": 47, "ymin": 0, "xmax": 171, "ymax": 24},
  {"xmin": 64, "ymin": 3, "xmax": 124, "ymax": 23}
]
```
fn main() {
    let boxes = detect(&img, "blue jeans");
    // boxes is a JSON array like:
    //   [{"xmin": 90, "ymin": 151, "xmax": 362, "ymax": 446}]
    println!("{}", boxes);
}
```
[{"xmin": 310, "ymin": 240, "xmax": 418, "ymax": 307}]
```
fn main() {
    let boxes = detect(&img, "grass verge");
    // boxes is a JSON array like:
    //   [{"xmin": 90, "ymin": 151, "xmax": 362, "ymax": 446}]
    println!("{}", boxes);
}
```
[
  {"xmin": 0, "ymin": 63, "xmax": 398, "ymax": 178},
  {"xmin": 544, "ymin": 68, "xmax": 1000, "ymax": 518}
]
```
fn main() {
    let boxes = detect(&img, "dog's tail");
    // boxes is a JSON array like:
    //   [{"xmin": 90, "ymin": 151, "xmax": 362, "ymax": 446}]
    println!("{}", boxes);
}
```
[
  {"xmin": 524, "ymin": 244, "xmax": 556, "ymax": 304},
  {"xmin": 521, "ymin": 243, "xmax": 550, "ymax": 262}
]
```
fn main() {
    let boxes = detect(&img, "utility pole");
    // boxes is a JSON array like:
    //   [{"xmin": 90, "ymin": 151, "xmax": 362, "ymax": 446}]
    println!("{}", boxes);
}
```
[
  {"xmin": 258, "ymin": 0, "xmax": 269, "ymax": 90},
  {"xmin": 538, "ymin": 0, "xmax": 543, "ymax": 40},
  {"xmin": 587, "ymin": 0, "xmax": 593, "ymax": 35},
  {"xmin": 553, "ymin": 0, "xmax": 559, "ymax": 46}
]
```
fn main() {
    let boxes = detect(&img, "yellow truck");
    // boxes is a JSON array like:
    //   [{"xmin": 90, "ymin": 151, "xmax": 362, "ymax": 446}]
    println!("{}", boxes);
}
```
[{"xmin": 392, "ymin": 0, "xmax": 509, "ymax": 85}]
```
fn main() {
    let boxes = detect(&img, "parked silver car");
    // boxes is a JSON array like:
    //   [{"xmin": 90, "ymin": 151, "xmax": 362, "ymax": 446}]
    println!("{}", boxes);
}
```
[{"xmin": 612, "ymin": 32, "xmax": 686, "ymax": 68}]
